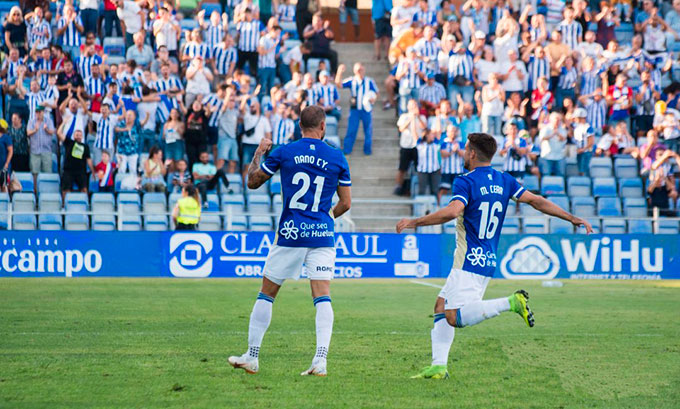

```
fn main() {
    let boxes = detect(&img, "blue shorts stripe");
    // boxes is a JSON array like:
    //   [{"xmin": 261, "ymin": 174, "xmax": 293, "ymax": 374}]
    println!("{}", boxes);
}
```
[
  {"xmin": 313, "ymin": 296, "xmax": 332, "ymax": 305},
  {"xmin": 454, "ymin": 309, "xmax": 464, "ymax": 328},
  {"xmin": 433, "ymin": 313, "xmax": 446, "ymax": 323},
  {"xmin": 257, "ymin": 292, "xmax": 275, "ymax": 303}
]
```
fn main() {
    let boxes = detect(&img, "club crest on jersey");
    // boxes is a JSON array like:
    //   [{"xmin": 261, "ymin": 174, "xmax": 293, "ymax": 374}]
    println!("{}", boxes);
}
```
[
  {"xmin": 279, "ymin": 220, "xmax": 299, "ymax": 240},
  {"xmin": 467, "ymin": 247, "xmax": 487, "ymax": 267},
  {"xmin": 310, "ymin": 144, "xmax": 316, "ymax": 150},
  {"xmin": 488, "ymin": 174, "xmax": 492, "ymax": 180}
]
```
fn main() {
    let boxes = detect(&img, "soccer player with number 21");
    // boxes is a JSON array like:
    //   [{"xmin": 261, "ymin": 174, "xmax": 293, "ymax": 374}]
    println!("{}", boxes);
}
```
[
  {"xmin": 229, "ymin": 106, "xmax": 352, "ymax": 376},
  {"xmin": 397, "ymin": 133, "xmax": 593, "ymax": 379}
]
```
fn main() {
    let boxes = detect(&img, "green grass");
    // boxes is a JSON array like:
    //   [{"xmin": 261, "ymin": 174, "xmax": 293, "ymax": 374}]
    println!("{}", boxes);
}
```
[{"xmin": 1, "ymin": 279, "xmax": 679, "ymax": 409}]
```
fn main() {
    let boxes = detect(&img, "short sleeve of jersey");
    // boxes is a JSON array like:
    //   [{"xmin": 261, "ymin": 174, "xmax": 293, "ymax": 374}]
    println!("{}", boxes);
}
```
[
  {"xmin": 261, "ymin": 146, "xmax": 283, "ymax": 175},
  {"xmin": 338, "ymin": 153, "xmax": 351, "ymax": 186},
  {"xmin": 504, "ymin": 173, "xmax": 526, "ymax": 201},
  {"xmin": 450, "ymin": 175, "xmax": 470, "ymax": 206}
]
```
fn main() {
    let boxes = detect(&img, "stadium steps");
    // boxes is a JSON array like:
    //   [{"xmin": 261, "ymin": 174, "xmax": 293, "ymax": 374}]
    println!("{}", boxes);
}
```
[{"xmin": 336, "ymin": 43, "xmax": 411, "ymax": 232}]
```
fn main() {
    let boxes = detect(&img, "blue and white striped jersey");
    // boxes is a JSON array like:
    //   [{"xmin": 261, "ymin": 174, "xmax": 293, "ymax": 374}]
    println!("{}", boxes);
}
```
[
  {"xmin": 579, "ymin": 68, "xmax": 601, "ymax": 96},
  {"xmin": 573, "ymin": 123, "xmax": 594, "ymax": 149},
  {"xmin": 418, "ymin": 82, "xmax": 447, "ymax": 105},
  {"xmin": 584, "ymin": 98, "xmax": 607, "ymax": 132},
  {"xmin": 277, "ymin": 4, "xmax": 296, "ymax": 21},
  {"xmin": 413, "ymin": 38, "xmax": 441, "ymax": 73},
  {"xmin": 26, "ymin": 92, "xmax": 45, "ymax": 121},
  {"xmin": 258, "ymin": 35, "xmax": 278, "ymax": 68},
  {"xmin": 213, "ymin": 45, "xmax": 238, "ymax": 75},
  {"xmin": 237, "ymin": 20, "xmax": 264, "ymax": 52},
  {"xmin": 398, "ymin": 58, "xmax": 425, "ymax": 89},
  {"xmin": 153, "ymin": 76, "xmax": 184, "ymax": 93},
  {"xmin": 42, "ymin": 85, "xmax": 59, "ymax": 112},
  {"xmin": 341, "ymin": 76, "xmax": 378, "ymax": 112},
  {"xmin": 203, "ymin": 93, "xmax": 224, "ymax": 127},
  {"xmin": 441, "ymin": 139, "xmax": 465, "ymax": 174},
  {"xmin": 85, "ymin": 76, "xmax": 105, "ymax": 96},
  {"xmin": 311, "ymin": 83, "xmax": 340, "ymax": 108},
  {"xmin": 261, "ymin": 138, "xmax": 351, "ymax": 248},
  {"xmin": 3, "ymin": 59, "xmax": 24, "ymax": 83},
  {"xmin": 76, "ymin": 54, "xmax": 103, "ymax": 79},
  {"xmin": 502, "ymin": 137, "xmax": 527, "ymax": 172},
  {"xmin": 57, "ymin": 15, "xmax": 83, "ymax": 46},
  {"xmin": 28, "ymin": 18, "xmax": 51, "ymax": 49},
  {"xmin": 527, "ymin": 55, "xmax": 550, "ymax": 90},
  {"xmin": 156, "ymin": 95, "xmax": 179, "ymax": 123},
  {"xmin": 92, "ymin": 113, "xmax": 119, "ymax": 150},
  {"xmin": 204, "ymin": 23, "xmax": 226, "ymax": 48},
  {"xmin": 448, "ymin": 50, "xmax": 475, "ymax": 82},
  {"xmin": 450, "ymin": 166, "xmax": 525, "ymax": 277},
  {"xmin": 416, "ymin": 138, "xmax": 441, "ymax": 173},
  {"xmin": 30, "ymin": 58, "xmax": 51, "ymax": 89},
  {"xmin": 557, "ymin": 66, "xmax": 578, "ymax": 89},
  {"xmin": 119, "ymin": 69, "xmax": 145, "ymax": 86},
  {"xmin": 272, "ymin": 114, "xmax": 295, "ymax": 145},
  {"xmin": 183, "ymin": 42, "xmax": 212, "ymax": 59},
  {"xmin": 557, "ymin": 20, "xmax": 582, "ymax": 49},
  {"xmin": 412, "ymin": 9, "xmax": 437, "ymax": 26}
]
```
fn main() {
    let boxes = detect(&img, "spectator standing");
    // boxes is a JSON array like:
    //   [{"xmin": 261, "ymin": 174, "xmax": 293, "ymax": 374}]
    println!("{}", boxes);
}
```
[
  {"xmin": 57, "ymin": 5, "xmax": 84, "ymax": 58},
  {"xmin": 172, "ymin": 184, "xmax": 201, "ymax": 230},
  {"xmin": 184, "ymin": 99, "xmax": 209, "ymax": 172},
  {"xmin": 415, "ymin": 128, "xmax": 441, "ymax": 195},
  {"xmin": 27, "ymin": 106, "xmax": 55, "ymax": 185},
  {"xmin": 295, "ymin": 0, "xmax": 318, "ymax": 40},
  {"xmin": 337, "ymin": 63, "xmax": 378, "ymax": 156},
  {"xmin": 26, "ymin": 7, "xmax": 51, "ymax": 51},
  {"xmin": 185, "ymin": 57, "xmax": 214, "ymax": 107},
  {"xmin": 94, "ymin": 150, "xmax": 117, "ymax": 192},
  {"xmin": 58, "ymin": 129, "xmax": 94, "ymax": 199},
  {"xmin": 647, "ymin": 149, "xmax": 678, "ymax": 216},
  {"xmin": 80, "ymin": 0, "xmax": 100, "ymax": 36},
  {"xmin": 538, "ymin": 112, "xmax": 567, "ymax": 176},
  {"xmin": 217, "ymin": 89, "xmax": 240, "ymax": 173},
  {"xmin": 192, "ymin": 151, "xmax": 230, "ymax": 206},
  {"xmin": 0, "ymin": 120, "xmax": 13, "ymax": 193},
  {"xmin": 303, "ymin": 13, "xmax": 338, "ymax": 75},
  {"xmin": 141, "ymin": 145, "xmax": 167, "ymax": 192},
  {"xmin": 89, "ymin": 101, "xmax": 119, "ymax": 165},
  {"xmin": 117, "ymin": 0, "xmax": 144, "ymax": 49},
  {"xmin": 240, "ymin": 97, "xmax": 271, "ymax": 179},
  {"xmin": 480, "ymin": 73, "xmax": 505, "ymax": 136},
  {"xmin": 458, "ymin": 102, "xmax": 481, "ymax": 144},
  {"xmin": 311, "ymin": 71, "xmax": 341, "ymax": 120},
  {"xmin": 572, "ymin": 108, "xmax": 594, "ymax": 176},
  {"xmin": 236, "ymin": 8, "xmax": 264, "ymax": 73},
  {"xmin": 447, "ymin": 42, "xmax": 475, "ymax": 111},
  {"xmin": 4, "ymin": 7, "xmax": 28, "ymax": 57},
  {"xmin": 372, "ymin": 0, "xmax": 393, "ymax": 61},
  {"xmin": 500, "ymin": 121, "xmax": 529, "ymax": 179},
  {"xmin": 395, "ymin": 99, "xmax": 426, "ymax": 195},
  {"xmin": 103, "ymin": 0, "xmax": 121, "ymax": 38},
  {"xmin": 258, "ymin": 25, "xmax": 281, "ymax": 98},
  {"xmin": 115, "ymin": 110, "xmax": 142, "ymax": 174},
  {"xmin": 438, "ymin": 124, "xmax": 465, "ymax": 203},
  {"xmin": 164, "ymin": 108, "xmax": 186, "ymax": 171},
  {"xmin": 339, "ymin": 0, "xmax": 360, "ymax": 41},
  {"xmin": 153, "ymin": 7, "xmax": 181, "ymax": 57},
  {"xmin": 8, "ymin": 113, "xmax": 29, "ymax": 173}
]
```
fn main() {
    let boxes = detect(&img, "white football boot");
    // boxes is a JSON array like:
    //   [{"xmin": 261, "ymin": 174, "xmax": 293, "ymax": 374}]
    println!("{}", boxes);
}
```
[
  {"xmin": 300, "ymin": 358, "xmax": 327, "ymax": 376},
  {"xmin": 228, "ymin": 354, "xmax": 259, "ymax": 374}
]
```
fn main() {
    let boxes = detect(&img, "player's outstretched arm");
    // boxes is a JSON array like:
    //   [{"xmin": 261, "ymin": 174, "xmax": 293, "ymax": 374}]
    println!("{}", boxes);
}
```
[
  {"xmin": 247, "ymin": 138, "xmax": 274, "ymax": 190},
  {"xmin": 333, "ymin": 185, "xmax": 351, "ymax": 219},
  {"xmin": 517, "ymin": 190, "xmax": 594, "ymax": 233},
  {"xmin": 396, "ymin": 200, "xmax": 465, "ymax": 233}
]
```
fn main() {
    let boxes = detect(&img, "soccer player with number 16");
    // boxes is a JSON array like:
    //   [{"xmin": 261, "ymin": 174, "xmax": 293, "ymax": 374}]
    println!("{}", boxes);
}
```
[
  {"xmin": 397, "ymin": 133, "xmax": 593, "ymax": 379},
  {"xmin": 229, "ymin": 106, "xmax": 352, "ymax": 376}
]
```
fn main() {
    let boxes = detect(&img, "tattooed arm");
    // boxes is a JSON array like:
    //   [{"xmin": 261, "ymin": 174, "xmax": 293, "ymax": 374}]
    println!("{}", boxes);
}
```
[{"xmin": 247, "ymin": 137, "xmax": 274, "ymax": 190}]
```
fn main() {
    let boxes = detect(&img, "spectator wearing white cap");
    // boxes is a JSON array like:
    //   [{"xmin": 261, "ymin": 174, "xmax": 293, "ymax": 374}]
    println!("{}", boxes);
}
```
[
  {"xmin": 572, "ymin": 107, "xmax": 594, "ymax": 176},
  {"xmin": 418, "ymin": 73, "xmax": 446, "ymax": 115}
]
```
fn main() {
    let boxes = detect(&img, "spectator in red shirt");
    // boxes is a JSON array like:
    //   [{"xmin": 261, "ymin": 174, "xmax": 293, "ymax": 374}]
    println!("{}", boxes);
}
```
[{"xmin": 94, "ymin": 150, "xmax": 117, "ymax": 192}]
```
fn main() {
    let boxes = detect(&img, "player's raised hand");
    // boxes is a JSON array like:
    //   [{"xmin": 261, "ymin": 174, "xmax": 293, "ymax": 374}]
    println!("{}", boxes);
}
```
[
  {"xmin": 396, "ymin": 218, "xmax": 416, "ymax": 233},
  {"xmin": 256, "ymin": 137, "xmax": 273, "ymax": 154},
  {"xmin": 572, "ymin": 216, "xmax": 593, "ymax": 234}
]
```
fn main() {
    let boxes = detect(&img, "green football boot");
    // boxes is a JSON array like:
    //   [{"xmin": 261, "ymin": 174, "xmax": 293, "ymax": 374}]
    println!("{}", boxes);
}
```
[
  {"xmin": 410, "ymin": 365, "xmax": 450, "ymax": 379},
  {"xmin": 509, "ymin": 290, "xmax": 535, "ymax": 327}
]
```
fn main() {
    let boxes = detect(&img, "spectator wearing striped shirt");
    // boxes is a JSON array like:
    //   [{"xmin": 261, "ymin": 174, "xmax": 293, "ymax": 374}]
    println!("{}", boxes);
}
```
[
  {"xmin": 26, "ymin": 80, "xmax": 46, "ymax": 122},
  {"xmin": 204, "ymin": 84, "xmax": 228, "ymax": 161},
  {"xmin": 438, "ymin": 123, "xmax": 464, "ymax": 203},
  {"xmin": 336, "ymin": 63, "xmax": 379, "ymax": 156},
  {"xmin": 522, "ymin": 44, "xmax": 550, "ymax": 93},
  {"xmin": 26, "ymin": 7, "xmax": 51, "ymax": 51},
  {"xmin": 557, "ymin": 7, "xmax": 582, "ymax": 50},
  {"xmin": 499, "ymin": 121, "xmax": 529, "ymax": 179},
  {"xmin": 572, "ymin": 108, "xmax": 594, "ymax": 176},
  {"xmin": 413, "ymin": 0, "xmax": 437, "ymax": 27},
  {"xmin": 579, "ymin": 88, "xmax": 607, "ymax": 136},
  {"xmin": 312, "ymin": 71, "xmax": 341, "ymax": 121},
  {"xmin": 418, "ymin": 73, "xmax": 447, "ymax": 115},
  {"xmin": 277, "ymin": 0, "xmax": 296, "ymax": 22},
  {"xmin": 212, "ymin": 35, "xmax": 239, "ymax": 79},
  {"xmin": 555, "ymin": 55, "xmax": 577, "ymax": 109},
  {"xmin": 396, "ymin": 47, "xmax": 426, "ymax": 113},
  {"xmin": 198, "ymin": 10, "xmax": 229, "ymax": 49},
  {"xmin": 88, "ymin": 101, "xmax": 119, "ymax": 165},
  {"xmin": 56, "ymin": 5, "xmax": 84, "ymax": 58},
  {"xmin": 416, "ymin": 128, "xmax": 441, "ymax": 195},
  {"xmin": 447, "ymin": 42, "xmax": 475, "ymax": 111},
  {"xmin": 182, "ymin": 29, "xmax": 213, "ymax": 64},
  {"xmin": 271, "ymin": 103, "xmax": 296, "ymax": 147},
  {"xmin": 413, "ymin": 26, "xmax": 441, "ymax": 77},
  {"xmin": 257, "ymin": 26, "xmax": 281, "ymax": 99},
  {"xmin": 236, "ymin": 9, "xmax": 264, "ymax": 73}
]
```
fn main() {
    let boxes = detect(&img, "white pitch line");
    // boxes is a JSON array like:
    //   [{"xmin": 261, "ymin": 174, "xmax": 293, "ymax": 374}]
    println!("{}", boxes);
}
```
[{"xmin": 409, "ymin": 280, "xmax": 443, "ymax": 289}]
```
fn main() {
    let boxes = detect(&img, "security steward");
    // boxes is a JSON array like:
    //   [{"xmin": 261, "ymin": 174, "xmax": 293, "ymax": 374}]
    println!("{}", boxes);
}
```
[{"xmin": 173, "ymin": 184, "xmax": 201, "ymax": 230}]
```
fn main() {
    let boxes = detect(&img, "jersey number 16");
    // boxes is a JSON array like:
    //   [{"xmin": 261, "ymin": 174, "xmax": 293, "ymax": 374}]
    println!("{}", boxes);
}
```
[{"xmin": 477, "ymin": 201, "xmax": 502, "ymax": 240}]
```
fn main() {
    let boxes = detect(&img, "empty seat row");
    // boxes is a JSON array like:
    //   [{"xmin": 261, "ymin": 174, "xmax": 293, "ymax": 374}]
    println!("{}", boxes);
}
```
[{"xmin": 501, "ymin": 217, "xmax": 679, "ymax": 234}]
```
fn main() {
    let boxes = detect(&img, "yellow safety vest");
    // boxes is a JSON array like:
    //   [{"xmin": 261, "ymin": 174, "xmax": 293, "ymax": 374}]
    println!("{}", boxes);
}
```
[{"xmin": 177, "ymin": 197, "xmax": 201, "ymax": 225}]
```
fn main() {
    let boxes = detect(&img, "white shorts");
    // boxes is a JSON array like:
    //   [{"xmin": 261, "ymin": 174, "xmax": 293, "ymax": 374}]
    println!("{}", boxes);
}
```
[
  {"xmin": 263, "ymin": 244, "xmax": 336, "ymax": 285},
  {"xmin": 438, "ymin": 269, "xmax": 490, "ymax": 310}
]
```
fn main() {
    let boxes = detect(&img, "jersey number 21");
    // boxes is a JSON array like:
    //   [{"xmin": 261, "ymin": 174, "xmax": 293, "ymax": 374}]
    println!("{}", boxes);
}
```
[{"xmin": 290, "ymin": 171, "xmax": 325, "ymax": 212}]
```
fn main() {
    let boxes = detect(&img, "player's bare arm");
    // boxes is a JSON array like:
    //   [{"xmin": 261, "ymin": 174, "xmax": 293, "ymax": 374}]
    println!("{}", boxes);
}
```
[
  {"xmin": 246, "ymin": 137, "xmax": 273, "ymax": 190},
  {"xmin": 517, "ymin": 190, "xmax": 594, "ymax": 233},
  {"xmin": 396, "ymin": 200, "xmax": 465, "ymax": 233},
  {"xmin": 333, "ymin": 185, "xmax": 352, "ymax": 219}
]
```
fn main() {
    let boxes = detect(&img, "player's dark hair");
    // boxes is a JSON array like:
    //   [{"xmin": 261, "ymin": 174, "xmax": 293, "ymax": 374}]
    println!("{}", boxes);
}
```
[
  {"xmin": 300, "ymin": 105, "xmax": 326, "ymax": 132},
  {"xmin": 467, "ymin": 133, "xmax": 497, "ymax": 162}
]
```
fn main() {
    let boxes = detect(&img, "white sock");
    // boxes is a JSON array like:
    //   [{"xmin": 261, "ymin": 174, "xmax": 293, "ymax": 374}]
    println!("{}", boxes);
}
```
[
  {"xmin": 431, "ymin": 313, "xmax": 455, "ymax": 366},
  {"xmin": 457, "ymin": 297, "xmax": 510, "ymax": 328},
  {"xmin": 247, "ymin": 293, "xmax": 274, "ymax": 359},
  {"xmin": 313, "ymin": 296, "xmax": 334, "ymax": 361}
]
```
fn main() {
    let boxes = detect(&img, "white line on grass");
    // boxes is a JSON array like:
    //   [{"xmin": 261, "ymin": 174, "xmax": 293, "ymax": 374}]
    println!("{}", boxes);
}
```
[{"xmin": 409, "ymin": 280, "xmax": 443, "ymax": 289}]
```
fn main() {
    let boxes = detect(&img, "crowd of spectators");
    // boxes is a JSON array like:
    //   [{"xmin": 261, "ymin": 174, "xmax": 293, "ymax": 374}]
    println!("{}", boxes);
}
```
[
  {"xmin": 0, "ymin": 0, "xmax": 371, "ymax": 209},
  {"xmin": 381, "ymin": 0, "xmax": 680, "ymax": 215}
]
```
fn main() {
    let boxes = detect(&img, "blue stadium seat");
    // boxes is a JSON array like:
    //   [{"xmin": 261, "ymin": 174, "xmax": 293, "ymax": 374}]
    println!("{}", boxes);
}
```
[
  {"xmin": 414, "ymin": 195, "xmax": 437, "ymax": 216},
  {"xmin": 523, "ymin": 217, "xmax": 547, "ymax": 234},
  {"xmin": 657, "ymin": 219, "xmax": 679, "ymax": 234},
  {"xmin": 12, "ymin": 192, "xmax": 36, "ymax": 212},
  {"xmin": 571, "ymin": 196, "xmax": 596, "ymax": 217},
  {"xmin": 169, "ymin": 193, "xmax": 182, "ymax": 211},
  {"xmin": 227, "ymin": 215, "xmax": 249, "ymax": 231},
  {"xmin": 248, "ymin": 194, "xmax": 271, "ymax": 213},
  {"xmin": 519, "ymin": 202, "xmax": 541, "ymax": 216},
  {"xmin": 547, "ymin": 196, "xmax": 570, "ymax": 211},
  {"xmin": 13, "ymin": 215, "xmax": 37, "ymax": 230},
  {"xmin": 273, "ymin": 194, "xmax": 283, "ymax": 215},
  {"xmin": 37, "ymin": 173, "xmax": 60, "ymax": 194},
  {"xmin": 628, "ymin": 220, "xmax": 652, "ymax": 234},
  {"xmin": 602, "ymin": 219, "xmax": 626, "ymax": 234},
  {"xmin": 38, "ymin": 193, "xmax": 62, "ymax": 212},
  {"xmin": 270, "ymin": 173, "xmax": 282, "ymax": 195},
  {"xmin": 225, "ymin": 173, "xmax": 243, "ymax": 194},
  {"xmin": 501, "ymin": 217, "xmax": 520, "ymax": 235},
  {"xmin": 118, "ymin": 193, "xmax": 141, "ymax": 213},
  {"xmin": 623, "ymin": 197, "xmax": 647, "ymax": 217},
  {"xmin": 0, "ymin": 193, "xmax": 9, "ymax": 228},
  {"xmin": 618, "ymin": 178, "xmax": 643, "ymax": 198},
  {"xmin": 567, "ymin": 176, "xmax": 591, "ymax": 197},
  {"xmin": 205, "ymin": 194, "xmax": 220, "ymax": 212},
  {"xmin": 121, "ymin": 216, "xmax": 142, "ymax": 231},
  {"xmin": 614, "ymin": 157, "xmax": 638, "ymax": 178},
  {"xmin": 39, "ymin": 214, "xmax": 63, "ymax": 230},
  {"xmin": 144, "ymin": 215, "xmax": 168, "ymax": 231},
  {"xmin": 102, "ymin": 37, "xmax": 125, "ymax": 58},
  {"xmin": 14, "ymin": 172, "xmax": 34, "ymax": 193},
  {"xmin": 180, "ymin": 18, "xmax": 199, "ymax": 32},
  {"xmin": 65, "ymin": 192, "xmax": 89, "ymax": 212},
  {"xmin": 222, "ymin": 194, "xmax": 246, "ymax": 215},
  {"xmin": 199, "ymin": 214, "xmax": 222, "ymax": 231},
  {"xmin": 550, "ymin": 218, "xmax": 573, "ymax": 234},
  {"xmin": 280, "ymin": 21, "xmax": 298, "ymax": 40},
  {"xmin": 93, "ymin": 215, "xmax": 116, "ymax": 231},
  {"xmin": 590, "ymin": 157, "xmax": 613, "ymax": 178},
  {"xmin": 522, "ymin": 175, "xmax": 540, "ymax": 192},
  {"xmin": 143, "ymin": 193, "xmax": 167, "ymax": 214},
  {"xmin": 592, "ymin": 177, "xmax": 617, "ymax": 197},
  {"xmin": 65, "ymin": 214, "xmax": 90, "ymax": 231},
  {"xmin": 597, "ymin": 197, "xmax": 622, "ymax": 216},
  {"xmin": 92, "ymin": 193, "xmax": 115, "ymax": 213},
  {"xmin": 326, "ymin": 116, "xmax": 339, "ymax": 137},
  {"xmin": 246, "ymin": 178, "xmax": 269, "ymax": 195},
  {"xmin": 540, "ymin": 176, "xmax": 565, "ymax": 196},
  {"xmin": 577, "ymin": 218, "xmax": 601, "ymax": 234},
  {"xmin": 250, "ymin": 216, "xmax": 274, "ymax": 231}
]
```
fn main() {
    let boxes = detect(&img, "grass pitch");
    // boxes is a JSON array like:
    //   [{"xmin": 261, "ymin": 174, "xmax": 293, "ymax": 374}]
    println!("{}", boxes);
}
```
[{"xmin": 1, "ymin": 278, "xmax": 679, "ymax": 408}]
